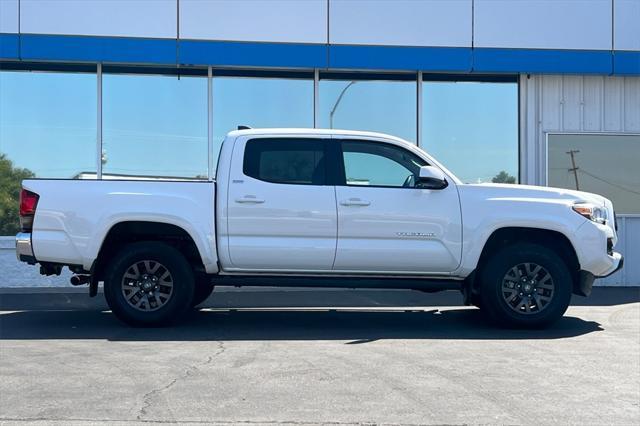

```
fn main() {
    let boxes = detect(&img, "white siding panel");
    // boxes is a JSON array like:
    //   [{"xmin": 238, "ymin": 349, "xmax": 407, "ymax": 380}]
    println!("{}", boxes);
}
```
[
  {"xmin": 20, "ymin": 0, "xmax": 177, "ymax": 39},
  {"xmin": 624, "ymin": 78, "xmax": 640, "ymax": 131},
  {"xmin": 597, "ymin": 216, "xmax": 640, "ymax": 286},
  {"xmin": 541, "ymin": 76, "xmax": 562, "ymax": 131},
  {"xmin": 474, "ymin": 0, "xmax": 612, "ymax": 50},
  {"xmin": 180, "ymin": 0, "xmax": 327, "ymax": 43},
  {"xmin": 583, "ymin": 76, "xmax": 603, "ymax": 132},
  {"xmin": 562, "ymin": 77, "xmax": 582, "ymax": 131},
  {"xmin": 614, "ymin": 0, "xmax": 640, "ymax": 51},
  {"xmin": 329, "ymin": 0, "xmax": 472, "ymax": 47},
  {"xmin": 0, "ymin": 0, "xmax": 19, "ymax": 33},
  {"xmin": 604, "ymin": 77, "xmax": 625, "ymax": 131}
]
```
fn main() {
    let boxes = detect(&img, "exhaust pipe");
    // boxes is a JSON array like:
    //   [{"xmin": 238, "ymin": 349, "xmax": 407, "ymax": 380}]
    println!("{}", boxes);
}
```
[{"xmin": 70, "ymin": 274, "xmax": 91, "ymax": 286}]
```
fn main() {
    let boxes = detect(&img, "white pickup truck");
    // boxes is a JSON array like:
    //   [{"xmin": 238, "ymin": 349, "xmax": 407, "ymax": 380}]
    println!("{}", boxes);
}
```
[{"xmin": 16, "ymin": 128, "xmax": 623, "ymax": 327}]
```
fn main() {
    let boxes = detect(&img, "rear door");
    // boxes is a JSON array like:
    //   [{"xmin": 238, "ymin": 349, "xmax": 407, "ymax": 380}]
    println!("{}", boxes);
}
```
[
  {"xmin": 225, "ymin": 135, "xmax": 337, "ymax": 271},
  {"xmin": 333, "ymin": 138, "xmax": 462, "ymax": 273}
]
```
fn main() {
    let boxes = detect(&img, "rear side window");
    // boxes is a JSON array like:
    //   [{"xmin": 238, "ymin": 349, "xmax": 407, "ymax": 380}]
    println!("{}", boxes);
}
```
[{"xmin": 243, "ymin": 138, "xmax": 326, "ymax": 185}]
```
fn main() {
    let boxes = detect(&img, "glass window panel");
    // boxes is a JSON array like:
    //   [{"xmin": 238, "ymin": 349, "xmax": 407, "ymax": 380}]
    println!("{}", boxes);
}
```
[
  {"xmin": 103, "ymin": 74, "xmax": 207, "ymax": 179},
  {"xmin": 548, "ymin": 134, "xmax": 640, "ymax": 214},
  {"xmin": 243, "ymin": 138, "xmax": 325, "ymax": 185},
  {"xmin": 422, "ymin": 81, "xmax": 518, "ymax": 183},
  {"xmin": 342, "ymin": 141, "xmax": 426, "ymax": 187},
  {"xmin": 0, "ymin": 70, "xmax": 97, "ymax": 178},
  {"xmin": 213, "ymin": 77, "xmax": 314, "ymax": 170},
  {"xmin": 319, "ymin": 78, "xmax": 417, "ymax": 143}
]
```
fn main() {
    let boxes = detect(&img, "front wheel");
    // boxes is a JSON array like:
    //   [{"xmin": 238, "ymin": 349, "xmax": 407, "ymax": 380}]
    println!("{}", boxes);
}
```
[
  {"xmin": 479, "ymin": 243, "xmax": 572, "ymax": 328},
  {"xmin": 103, "ymin": 242, "xmax": 195, "ymax": 327},
  {"xmin": 192, "ymin": 275, "xmax": 215, "ymax": 307}
]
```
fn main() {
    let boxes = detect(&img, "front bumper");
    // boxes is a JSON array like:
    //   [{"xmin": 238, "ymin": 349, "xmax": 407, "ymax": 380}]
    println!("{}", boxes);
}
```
[
  {"xmin": 599, "ymin": 252, "xmax": 624, "ymax": 278},
  {"xmin": 577, "ymin": 251, "xmax": 624, "ymax": 297},
  {"xmin": 16, "ymin": 232, "xmax": 36, "ymax": 264}
]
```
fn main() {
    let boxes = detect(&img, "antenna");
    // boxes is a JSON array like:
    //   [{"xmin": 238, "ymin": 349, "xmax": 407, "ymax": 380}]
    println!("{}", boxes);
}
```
[{"xmin": 237, "ymin": 125, "xmax": 252, "ymax": 130}]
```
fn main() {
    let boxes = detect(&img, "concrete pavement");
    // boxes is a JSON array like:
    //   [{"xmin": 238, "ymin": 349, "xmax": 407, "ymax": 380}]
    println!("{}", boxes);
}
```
[{"xmin": 1, "ymin": 287, "xmax": 639, "ymax": 425}]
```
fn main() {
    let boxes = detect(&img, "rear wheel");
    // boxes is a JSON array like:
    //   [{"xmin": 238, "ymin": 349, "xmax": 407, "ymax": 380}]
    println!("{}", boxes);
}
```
[
  {"xmin": 103, "ymin": 242, "xmax": 195, "ymax": 326},
  {"xmin": 479, "ymin": 243, "xmax": 572, "ymax": 328}
]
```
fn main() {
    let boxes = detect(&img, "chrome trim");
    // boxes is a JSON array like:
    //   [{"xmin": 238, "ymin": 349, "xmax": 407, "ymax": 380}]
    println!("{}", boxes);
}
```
[{"xmin": 15, "ymin": 232, "xmax": 34, "ymax": 261}]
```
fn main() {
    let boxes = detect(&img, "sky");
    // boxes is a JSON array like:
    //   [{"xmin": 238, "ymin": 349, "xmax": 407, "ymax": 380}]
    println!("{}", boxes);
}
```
[{"xmin": 1, "ymin": 70, "xmax": 518, "ymax": 183}]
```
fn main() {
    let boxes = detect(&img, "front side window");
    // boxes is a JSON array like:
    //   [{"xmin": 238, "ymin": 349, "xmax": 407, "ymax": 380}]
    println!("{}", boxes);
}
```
[
  {"xmin": 341, "ymin": 141, "xmax": 426, "ymax": 188},
  {"xmin": 243, "ymin": 138, "xmax": 325, "ymax": 185}
]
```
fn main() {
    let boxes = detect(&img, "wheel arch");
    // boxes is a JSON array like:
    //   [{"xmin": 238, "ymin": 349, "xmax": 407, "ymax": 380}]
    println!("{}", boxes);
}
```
[
  {"xmin": 92, "ymin": 221, "xmax": 207, "ymax": 284},
  {"xmin": 468, "ymin": 227, "xmax": 581, "ymax": 298}
]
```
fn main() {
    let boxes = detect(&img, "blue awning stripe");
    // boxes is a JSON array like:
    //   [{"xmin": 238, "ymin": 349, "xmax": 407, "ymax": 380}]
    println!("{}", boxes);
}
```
[{"xmin": 1, "ymin": 33, "xmax": 638, "ymax": 76}]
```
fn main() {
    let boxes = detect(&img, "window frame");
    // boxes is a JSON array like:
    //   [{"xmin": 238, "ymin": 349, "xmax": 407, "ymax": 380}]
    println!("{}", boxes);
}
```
[
  {"xmin": 335, "ymin": 139, "xmax": 429, "ymax": 189},
  {"xmin": 242, "ymin": 137, "xmax": 332, "ymax": 186}
]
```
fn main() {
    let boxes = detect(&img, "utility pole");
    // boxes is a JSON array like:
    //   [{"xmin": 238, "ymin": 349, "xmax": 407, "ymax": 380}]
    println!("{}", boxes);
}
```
[{"xmin": 566, "ymin": 149, "xmax": 580, "ymax": 190}]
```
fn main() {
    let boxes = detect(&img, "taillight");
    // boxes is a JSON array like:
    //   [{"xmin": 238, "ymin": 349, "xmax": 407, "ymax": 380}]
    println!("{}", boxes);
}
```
[{"xmin": 19, "ymin": 189, "xmax": 39, "ymax": 231}]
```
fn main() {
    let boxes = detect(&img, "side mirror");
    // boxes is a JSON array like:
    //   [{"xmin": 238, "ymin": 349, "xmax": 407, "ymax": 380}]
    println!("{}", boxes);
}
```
[{"xmin": 417, "ymin": 166, "xmax": 448, "ymax": 190}]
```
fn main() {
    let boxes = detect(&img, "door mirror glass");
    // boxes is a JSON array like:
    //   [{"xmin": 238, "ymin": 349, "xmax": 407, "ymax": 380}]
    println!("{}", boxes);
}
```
[{"xmin": 417, "ymin": 166, "xmax": 448, "ymax": 189}]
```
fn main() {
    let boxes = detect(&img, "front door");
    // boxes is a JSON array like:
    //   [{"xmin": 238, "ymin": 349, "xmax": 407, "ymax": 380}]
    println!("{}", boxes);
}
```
[
  {"xmin": 226, "ymin": 136, "xmax": 337, "ymax": 271},
  {"xmin": 333, "ymin": 139, "xmax": 462, "ymax": 273}
]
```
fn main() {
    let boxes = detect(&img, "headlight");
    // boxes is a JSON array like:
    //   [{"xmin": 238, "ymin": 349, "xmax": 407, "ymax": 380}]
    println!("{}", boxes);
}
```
[{"xmin": 572, "ymin": 202, "xmax": 607, "ymax": 224}]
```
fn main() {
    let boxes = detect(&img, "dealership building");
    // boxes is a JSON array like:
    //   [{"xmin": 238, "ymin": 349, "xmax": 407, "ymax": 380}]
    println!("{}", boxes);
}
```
[{"xmin": 0, "ymin": 0, "xmax": 638, "ymax": 286}]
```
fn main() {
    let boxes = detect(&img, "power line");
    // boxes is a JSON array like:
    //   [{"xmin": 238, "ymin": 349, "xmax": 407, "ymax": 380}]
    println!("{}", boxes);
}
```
[{"xmin": 579, "ymin": 169, "xmax": 640, "ymax": 196}]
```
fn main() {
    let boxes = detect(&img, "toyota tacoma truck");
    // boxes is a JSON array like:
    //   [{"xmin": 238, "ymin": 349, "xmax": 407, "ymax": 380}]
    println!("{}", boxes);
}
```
[{"xmin": 16, "ymin": 128, "xmax": 623, "ymax": 327}]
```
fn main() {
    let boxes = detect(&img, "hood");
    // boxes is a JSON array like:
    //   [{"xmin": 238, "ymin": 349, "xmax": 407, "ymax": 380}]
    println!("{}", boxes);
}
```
[
  {"xmin": 458, "ymin": 183, "xmax": 617, "ymax": 234},
  {"xmin": 462, "ymin": 183, "xmax": 609, "ymax": 207}
]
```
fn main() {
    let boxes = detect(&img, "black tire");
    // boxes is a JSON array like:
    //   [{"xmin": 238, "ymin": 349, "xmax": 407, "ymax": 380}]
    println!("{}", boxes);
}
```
[
  {"xmin": 103, "ymin": 242, "xmax": 195, "ymax": 327},
  {"xmin": 191, "ymin": 275, "xmax": 214, "ymax": 307},
  {"xmin": 479, "ymin": 243, "xmax": 572, "ymax": 328}
]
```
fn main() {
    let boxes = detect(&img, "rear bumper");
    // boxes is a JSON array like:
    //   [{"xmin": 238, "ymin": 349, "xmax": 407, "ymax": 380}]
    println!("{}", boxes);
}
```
[
  {"xmin": 15, "ymin": 232, "xmax": 36, "ymax": 264},
  {"xmin": 577, "ymin": 252, "xmax": 624, "ymax": 297}
]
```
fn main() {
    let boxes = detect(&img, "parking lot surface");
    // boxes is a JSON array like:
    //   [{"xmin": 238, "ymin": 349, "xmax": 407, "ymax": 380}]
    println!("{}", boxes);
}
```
[{"xmin": 1, "ymin": 287, "xmax": 639, "ymax": 425}]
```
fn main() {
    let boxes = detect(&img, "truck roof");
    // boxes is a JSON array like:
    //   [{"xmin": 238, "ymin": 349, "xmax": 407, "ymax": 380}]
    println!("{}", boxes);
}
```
[{"xmin": 226, "ymin": 128, "xmax": 410, "ymax": 146}]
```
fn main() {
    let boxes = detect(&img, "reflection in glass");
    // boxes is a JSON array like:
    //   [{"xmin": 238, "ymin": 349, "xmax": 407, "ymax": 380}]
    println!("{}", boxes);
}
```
[
  {"xmin": 422, "ymin": 81, "xmax": 518, "ymax": 183},
  {"xmin": 103, "ymin": 74, "xmax": 207, "ymax": 178},
  {"xmin": 212, "ymin": 77, "xmax": 314, "ymax": 170},
  {"xmin": 319, "ymin": 78, "xmax": 417, "ymax": 143},
  {"xmin": 342, "ymin": 141, "xmax": 425, "ymax": 187},
  {"xmin": 548, "ymin": 134, "xmax": 640, "ymax": 214},
  {"xmin": 0, "ymin": 71, "xmax": 97, "ymax": 178}
]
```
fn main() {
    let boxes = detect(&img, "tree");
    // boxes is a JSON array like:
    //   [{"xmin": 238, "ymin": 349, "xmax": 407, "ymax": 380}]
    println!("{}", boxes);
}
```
[
  {"xmin": 0, "ymin": 154, "xmax": 35, "ymax": 235},
  {"xmin": 492, "ymin": 170, "xmax": 516, "ymax": 184}
]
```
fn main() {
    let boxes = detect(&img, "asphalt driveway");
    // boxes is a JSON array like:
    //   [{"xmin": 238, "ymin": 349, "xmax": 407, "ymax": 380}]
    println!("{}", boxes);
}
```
[{"xmin": 1, "ymin": 287, "xmax": 638, "ymax": 425}]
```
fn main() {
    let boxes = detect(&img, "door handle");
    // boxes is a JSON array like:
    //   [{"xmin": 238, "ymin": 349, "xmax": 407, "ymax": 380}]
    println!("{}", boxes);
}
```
[
  {"xmin": 235, "ymin": 195, "xmax": 265, "ymax": 204},
  {"xmin": 340, "ymin": 198, "xmax": 371, "ymax": 206}
]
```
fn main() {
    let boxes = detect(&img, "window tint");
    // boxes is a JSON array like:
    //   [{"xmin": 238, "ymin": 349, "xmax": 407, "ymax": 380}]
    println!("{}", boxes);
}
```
[
  {"xmin": 341, "ymin": 141, "xmax": 426, "ymax": 188},
  {"xmin": 244, "ymin": 138, "xmax": 325, "ymax": 185}
]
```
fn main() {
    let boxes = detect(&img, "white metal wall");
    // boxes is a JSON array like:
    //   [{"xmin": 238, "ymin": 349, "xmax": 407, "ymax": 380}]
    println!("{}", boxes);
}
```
[
  {"xmin": 520, "ymin": 74, "xmax": 640, "ymax": 285},
  {"xmin": 4, "ymin": 0, "xmax": 638, "ymax": 53}
]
